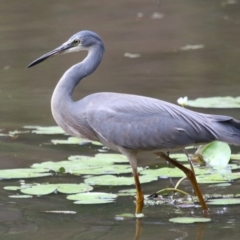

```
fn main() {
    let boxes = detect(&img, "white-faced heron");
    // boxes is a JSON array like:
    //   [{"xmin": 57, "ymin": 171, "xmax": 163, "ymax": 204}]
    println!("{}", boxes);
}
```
[{"xmin": 28, "ymin": 30, "xmax": 240, "ymax": 215}]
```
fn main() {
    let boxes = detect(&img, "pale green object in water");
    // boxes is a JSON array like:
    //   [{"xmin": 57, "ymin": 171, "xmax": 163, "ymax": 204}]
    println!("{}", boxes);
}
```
[
  {"xmin": 195, "ymin": 141, "xmax": 231, "ymax": 169},
  {"xmin": 84, "ymin": 175, "xmax": 157, "ymax": 186},
  {"xmin": 184, "ymin": 96, "xmax": 240, "ymax": 108},
  {"xmin": 67, "ymin": 192, "xmax": 117, "ymax": 204},
  {"xmin": 169, "ymin": 217, "xmax": 211, "ymax": 224}
]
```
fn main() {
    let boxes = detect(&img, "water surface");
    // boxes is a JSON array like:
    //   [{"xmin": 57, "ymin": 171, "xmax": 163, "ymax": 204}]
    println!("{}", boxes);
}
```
[{"xmin": 1, "ymin": 0, "xmax": 240, "ymax": 239}]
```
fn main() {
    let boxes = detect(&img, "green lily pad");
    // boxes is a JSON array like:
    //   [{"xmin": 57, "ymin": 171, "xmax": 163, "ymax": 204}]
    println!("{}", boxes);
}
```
[
  {"xmin": 69, "ymin": 153, "xmax": 129, "ymax": 164},
  {"xmin": 31, "ymin": 159, "xmax": 95, "ymax": 172},
  {"xmin": 20, "ymin": 185, "xmax": 57, "ymax": 195},
  {"xmin": 56, "ymin": 183, "xmax": 93, "ymax": 194},
  {"xmin": 169, "ymin": 153, "xmax": 188, "ymax": 162},
  {"xmin": 67, "ymin": 192, "xmax": 117, "ymax": 204},
  {"xmin": 231, "ymin": 154, "xmax": 240, "ymax": 160},
  {"xmin": 195, "ymin": 141, "xmax": 231, "ymax": 168},
  {"xmin": 9, "ymin": 195, "xmax": 33, "ymax": 198},
  {"xmin": 118, "ymin": 189, "xmax": 136, "ymax": 196},
  {"xmin": 0, "ymin": 169, "xmax": 52, "ymax": 179},
  {"xmin": 24, "ymin": 126, "xmax": 65, "ymax": 135},
  {"xmin": 141, "ymin": 167, "xmax": 185, "ymax": 178},
  {"xmin": 84, "ymin": 175, "xmax": 157, "ymax": 186},
  {"xmin": 169, "ymin": 217, "xmax": 211, "ymax": 224},
  {"xmin": 51, "ymin": 137, "xmax": 88, "ymax": 145},
  {"xmin": 4, "ymin": 186, "xmax": 21, "ymax": 191},
  {"xmin": 196, "ymin": 174, "xmax": 232, "ymax": 184},
  {"xmin": 185, "ymin": 96, "xmax": 240, "ymax": 108},
  {"xmin": 72, "ymin": 165, "xmax": 133, "ymax": 175},
  {"xmin": 208, "ymin": 198, "xmax": 240, "ymax": 205}
]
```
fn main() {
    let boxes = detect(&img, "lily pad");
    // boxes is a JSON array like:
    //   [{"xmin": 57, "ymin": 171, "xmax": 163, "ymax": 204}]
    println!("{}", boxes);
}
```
[
  {"xmin": 56, "ymin": 183, "xmax": 93, "ymax": 194},
  {"xmin": 169, "ymin": 153, "xmax": 188, "ymax": 162},
  {"xmin": 4, "ymin": 186, "xmax": 21, "ymax": 191},
  {"xmin": 231, "ymin": 154, "xmax": 240, "ymax": 160},
  {"xmin": 67, "ymin": 192, "xmax": 117, "ymax": 204},
  {"xmin": 169, "ymin": 217, "xmax": 211, "ymax": 224},
  {"xmin": 24, "ymin": 126, "xmax": 65, "ymax": 135},
  {"xmin": 69, "ymin": 153, "xmax": 129, "ymax": 164},
  {"xmin": 196, "ymin": 141, "xmax": 231, "ymax": 168},
  {"xmin": 72, "ymin": 165, "xmax": 133, "ymax": 175},
  {"xmin": 118, "ymin": 189, "xmax": 136, "ymax": 196},
  {"xmin": 196, "ymin": 174, "xmax": 232, "ymax": 184},
  {"xmin": 207, "ymin": 198, "xmax": 240, "ymax": 205},
  {"xmin": 20, "ymin": 185, "xmax": 57, "ymax": 195},
  {"xmin": 0, "ymin": 169, "xmax": 52, "ymax": 179},
  {"xmin": 141, "ymin": 167, "xmax": 185, "ymax": 178},
  {"xmin": 9, "ymin": 195, "xmax": 33, "ymax": 198},
  {"xmin": 185, "ymin": 96, "xmax": 240, "ymax": 108},
  {"xmin": 84, "ymin": 175, "xmax": 157, "ymax": 186},
  {"xmin": 51, "ymin": 137, "xmax": 88, "ymax": 145}
]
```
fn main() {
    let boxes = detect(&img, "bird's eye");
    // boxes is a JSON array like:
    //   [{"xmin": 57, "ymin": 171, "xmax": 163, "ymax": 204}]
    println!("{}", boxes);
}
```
[{"xmin": 73, "ymin": 39, "xmax": 80, "ymax": 45}]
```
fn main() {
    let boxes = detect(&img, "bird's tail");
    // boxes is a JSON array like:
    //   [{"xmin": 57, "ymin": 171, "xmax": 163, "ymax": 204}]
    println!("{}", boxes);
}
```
[{"xmin": 211, "ymin": 115, "xmax": 240, "ymax": 145}]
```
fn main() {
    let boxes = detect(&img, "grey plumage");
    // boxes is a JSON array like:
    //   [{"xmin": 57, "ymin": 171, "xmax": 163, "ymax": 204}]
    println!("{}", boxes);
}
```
[{"xmin": 27, "ymin": 30, "xmax": 240, "ymax": 214}]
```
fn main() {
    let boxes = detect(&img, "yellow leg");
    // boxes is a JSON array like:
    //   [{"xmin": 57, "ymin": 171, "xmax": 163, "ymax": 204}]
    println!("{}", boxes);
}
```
[
  {"xmin": 156, "ymin": 152, "xmax": 208, "ymax": 211},
  {"xmin": 132, "ymin": 167, "xmax": 144, "ymax": 214}
]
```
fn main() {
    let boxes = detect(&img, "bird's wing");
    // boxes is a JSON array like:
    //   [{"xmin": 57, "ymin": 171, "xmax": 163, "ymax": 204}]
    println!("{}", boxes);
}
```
[{"xmin": 85, "ymin": 93, "xmax": 232, "ymax": 150}]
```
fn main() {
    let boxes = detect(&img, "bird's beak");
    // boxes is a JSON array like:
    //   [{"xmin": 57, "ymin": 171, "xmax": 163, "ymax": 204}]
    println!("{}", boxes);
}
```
[{"xmin": 27, "ymin": 43, "xmax": 73, "ymax": 68}]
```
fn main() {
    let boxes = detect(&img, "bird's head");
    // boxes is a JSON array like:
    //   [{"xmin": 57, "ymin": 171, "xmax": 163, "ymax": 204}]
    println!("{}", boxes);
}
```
[{"xmin": 27, "ymin": 30, "xmax": 105, "ymax": 68}]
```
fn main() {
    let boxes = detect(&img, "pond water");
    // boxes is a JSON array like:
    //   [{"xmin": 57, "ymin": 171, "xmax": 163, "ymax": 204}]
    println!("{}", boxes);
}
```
[{"xmin": 1, "ymin": 0, "xmax": 240, "ymax": 239}]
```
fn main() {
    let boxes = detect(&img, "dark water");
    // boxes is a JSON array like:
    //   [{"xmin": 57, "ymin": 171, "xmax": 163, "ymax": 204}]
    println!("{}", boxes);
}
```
[{"xmin": 1, "ymin": 0, "xmax": 240, "ymax": 239}]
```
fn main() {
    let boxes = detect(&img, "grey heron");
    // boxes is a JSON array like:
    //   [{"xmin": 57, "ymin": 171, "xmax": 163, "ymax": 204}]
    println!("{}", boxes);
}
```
[{"xmin": 28, "ymin": 30, "xmax": 240, "ymax": 215}]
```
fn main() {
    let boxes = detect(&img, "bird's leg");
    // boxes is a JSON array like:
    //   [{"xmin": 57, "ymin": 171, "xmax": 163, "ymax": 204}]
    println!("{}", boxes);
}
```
[
  {"xmin": 155, "ymin": 152, "xmax": 208, "ymax": 211},
  {"xmin": 127, "ymin": 153, "xmax": 144, "ymax": 215}
]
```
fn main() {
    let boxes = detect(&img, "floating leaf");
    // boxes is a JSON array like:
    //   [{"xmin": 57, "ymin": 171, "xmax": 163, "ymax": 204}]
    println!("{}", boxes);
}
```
[
  {"xmin": 67, "ymin": 192, "xmax": 117, "ymax": 204},
  {"xmin": 208, "ymin": 198, "xmax": 240, "ymax": 205},
  {"xmin": 56, "ymin": 183, "xmax": 93, "ymax": 194},
  {"xmin": 41, "ymin": 210, "xmax": 77, "ymax": 214},
  {"xmin": 169, "ymin": 217, "xmax": 211, "ymax": 224},
  {"xmin": 51, "ymin": 137, "xmax": 88, "ymax": 145},
  {"xmin": 230, "ymin": 154, "xmax": 240, "ymax": 160},
  {"xmin": 9, "ymin": 195, "xmax": 33, "ymax": 198},
  {"xmin": 69, "ymin": 153, "xmax": 129, "ymax": 164},
  {"xmin": 196, "ymin": 174, "xmax": 231, "ymax": 184},
  {"xmin": 0, "ymin": 169, "xmax": 52, "ymax": 179},
  {"xmin": 141, "ymin": 167, "xmax": 185, "ymax": 178},
  {"xmin": 72, "ymin": 165, "xmax": 133, "ymax": 175},
  {"xmin": 196, "ymin": 141, "xmax": 231, "ymax": 169},
  {"xmin": 118, "ymin": 189, "xmax": 136, "ymax": 196},
  {"xmin": 169, "ymin": 153, "xmax": 188, "ymax": 162},
  {"xmin": 4, "ymin": 186, "xmax": 21, "ymax": 191},
  {"xmin": 20, "ymin": 185, "xmax": 57, "ymax": 195},
  {"xmin": 84, "ymin": 175, "xmax": 157, "ymax": 186},
  {"xmin": 24, "ymin": 126, "xmax": 65, "ymax": 135},
  {"xmin": 185, "ymin": 96, "xmax": 240, "ymax": 108}
]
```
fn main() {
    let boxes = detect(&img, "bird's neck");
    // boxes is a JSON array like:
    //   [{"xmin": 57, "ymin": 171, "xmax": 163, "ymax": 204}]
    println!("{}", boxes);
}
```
[{"xmin": 51, "ymin": 45, "xmax": 104, "ymax": 124}]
